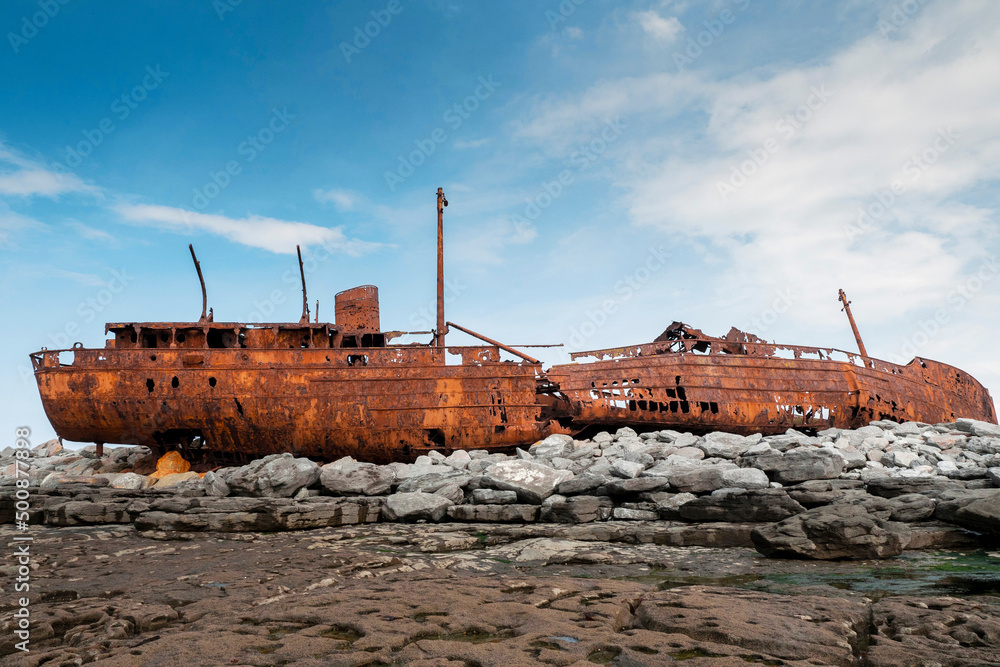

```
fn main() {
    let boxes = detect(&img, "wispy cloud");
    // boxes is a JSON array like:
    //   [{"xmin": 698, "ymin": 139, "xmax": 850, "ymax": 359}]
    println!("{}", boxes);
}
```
[
  {"xmin": 114, "ymin": 203, "xmax": 378, "ymax": 255},
  {"xmin": 313, "ymin": 187, "xmax": 358, "ymax": 210},
  {"xmin": 67, "ymin": 221, "xmax": 117, "ymax": 244},
  {"xmin": 635, "ymin": 10, "xmax": 683, "ymax": 43},
  {"xmin": 0, "ymin": 143, "xmax": 97, "ymax": 198},
  {"xmin": 519, "ymin": 0, "xmax": 1000, "ymax": 326}
]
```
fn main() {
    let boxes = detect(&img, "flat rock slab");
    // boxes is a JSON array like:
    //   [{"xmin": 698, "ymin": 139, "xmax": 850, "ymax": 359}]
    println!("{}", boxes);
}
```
[{"xmin": 634, "ymin": 585, "xmax": 870, "ymax": 665}]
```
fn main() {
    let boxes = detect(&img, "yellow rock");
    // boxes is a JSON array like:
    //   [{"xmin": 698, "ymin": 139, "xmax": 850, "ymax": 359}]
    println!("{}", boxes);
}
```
[{"xmin": 149, "ymin": 451, "xmax": 191, "ymax": 480}]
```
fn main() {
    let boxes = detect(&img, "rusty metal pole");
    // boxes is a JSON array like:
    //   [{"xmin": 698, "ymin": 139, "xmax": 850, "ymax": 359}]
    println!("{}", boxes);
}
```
[
  {"xmin": 436, "ymin": 188, "xmax": 448, "ymax": 348},
  {"xmin": 189, "ymin": 244, "xmax": 208, "ymax": 324},
  {"xmin": 446, "ymin": 321, "xmax": 541, "ymax": 364},
  {"xmin": 297, "ymin": 245, "xmax": 310, "ymax": 324},
  {"xmin": 838, "ymin": 289, "xmax": 868, "ymax": 357}
]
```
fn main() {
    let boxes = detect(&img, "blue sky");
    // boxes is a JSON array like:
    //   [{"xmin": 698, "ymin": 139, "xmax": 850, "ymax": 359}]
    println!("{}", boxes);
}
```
[{"xmin": 2, "ymin": 0, "xmax": 999, "ymax": 444}]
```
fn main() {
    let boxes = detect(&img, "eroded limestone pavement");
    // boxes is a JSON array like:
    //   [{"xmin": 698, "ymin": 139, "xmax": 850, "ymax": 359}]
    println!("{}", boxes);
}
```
[{"xmin": 1, "ymin": 419, "xmax": 1000, "ymax": 664}]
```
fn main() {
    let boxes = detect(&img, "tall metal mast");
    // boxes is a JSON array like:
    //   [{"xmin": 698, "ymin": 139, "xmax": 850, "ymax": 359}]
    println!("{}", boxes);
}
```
[
  {"xmin": 435, "ymin": 187, "xmax": 448, "ymax": 348},
  {"xmin": 838, "ymin": 288, "xmax": 868, "ymax": 357}
]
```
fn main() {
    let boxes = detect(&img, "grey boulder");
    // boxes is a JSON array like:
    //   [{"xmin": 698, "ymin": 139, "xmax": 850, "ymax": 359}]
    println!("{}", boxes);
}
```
[
  {"xmin": 481, "ymin": 460, "xmax": 573, "ymax": 504},
  {"xmin": 751, "ymin": 504, "xmax": 911, "ymax": 559},
  {"xmin": 382, "ymin": 492, "xmax": 453, "ymax": 522},
  {"xmin": 320, "ymin": 460, "xmax": 394, "ymax": 496}
]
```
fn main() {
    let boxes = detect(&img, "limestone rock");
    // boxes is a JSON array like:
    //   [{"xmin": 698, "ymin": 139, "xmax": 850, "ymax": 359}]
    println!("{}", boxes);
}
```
[
  {"xmin": 539, "ymin": 495, "xmax": 613, "ymax": 523},
  {"xmin": 750, "ymin": 448, "xmax": 844, "ymax": 484},
  {"xmin": 382, "ymin": 492, "xmax": 453, "ymax": 522},
  {"xmin": 446, "ymin": 504, "xmax": 538, "ymax": 522},
  {"xmin": 472, "ymin": 488, "xmax": 517, "ymax": 505},
  {"xmin": 319, "ymin": 460, "xmax": 394, "ymax": 496},
  {"xmin": 719, "ymin": 467, "xmax": 769, "ymax": 490},
  {"xmin": 556, "ymin": 473, "xmax": 605, "ymax": 496},
  {"xmin": 698, "ymin": 432, "xmax": 751, "ymax": 459},
  {"xmin": 152, "ymin": 471, "xmax": 202, "ymax": 489},
  {"xmin": 481, "ymin": 460, "xmax": 573, "ymax": 504},
  {"xmin": 679, "ymin": 488, "xmax": 805, "ymax": 523},
  {"xmin": 634, "ymin": 586, "xmax": 869, "ymax": 666},
  {"xmin": 751, "ymin": 503, "xmax": 911, "ymax": 559},
  {"xmin": 529, "ymin": 433, "xmax": 573, "ymax": 458}
]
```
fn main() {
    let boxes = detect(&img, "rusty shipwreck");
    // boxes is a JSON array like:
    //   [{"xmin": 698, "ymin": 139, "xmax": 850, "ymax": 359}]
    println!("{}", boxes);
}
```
[{"xmin": 31, "ymin": 189, "xmax": 997, "ymax": 462}]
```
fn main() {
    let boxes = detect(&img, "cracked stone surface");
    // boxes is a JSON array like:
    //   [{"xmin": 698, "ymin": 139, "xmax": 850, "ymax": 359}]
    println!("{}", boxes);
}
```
[{"xmin": 2, "ymin": 523, "xmax": 999, "ymax": 666}]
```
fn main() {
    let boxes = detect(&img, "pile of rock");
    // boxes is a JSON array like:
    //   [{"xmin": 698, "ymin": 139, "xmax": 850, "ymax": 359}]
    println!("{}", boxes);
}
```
[{"xmin": 3, "ymin": 418, "xmax": 999, "ymax": 559}]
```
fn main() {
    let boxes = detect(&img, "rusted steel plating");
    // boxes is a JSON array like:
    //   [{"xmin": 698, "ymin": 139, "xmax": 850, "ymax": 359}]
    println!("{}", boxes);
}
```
[
  {"xmin": 838, "ymin": 288, "xmax": 868, "ymax": 357},
  {"xmin": 549, "ymin": 322, "xmax": 996, "ymax": 435}
]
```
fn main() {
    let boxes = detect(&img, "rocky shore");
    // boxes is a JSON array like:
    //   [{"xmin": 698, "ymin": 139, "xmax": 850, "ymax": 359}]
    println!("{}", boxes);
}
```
[
  {"xmin": 3, "ymin": 419, "xmax": 1000, "ymax": 664},
  {"xmin": 4, "ymin": 419, "xmax": 1000, "ymax": 560}
]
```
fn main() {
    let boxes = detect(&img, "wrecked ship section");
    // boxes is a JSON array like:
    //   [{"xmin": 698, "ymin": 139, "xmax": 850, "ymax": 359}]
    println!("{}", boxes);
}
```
[{"xmin": 543, "ymin": 322, "xmax": 997, "ymax": 436}]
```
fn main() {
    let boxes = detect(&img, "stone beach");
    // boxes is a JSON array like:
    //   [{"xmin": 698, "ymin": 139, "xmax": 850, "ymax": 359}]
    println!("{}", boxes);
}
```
[{"xmin": 2, "ymin": 418, "xmax": 1000, "ymax": 664}]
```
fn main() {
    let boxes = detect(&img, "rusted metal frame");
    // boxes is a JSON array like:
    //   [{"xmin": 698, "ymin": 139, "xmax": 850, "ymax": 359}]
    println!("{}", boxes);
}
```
[
  {"xmin": 188, "ymin": 245, "xmax": 209, "ymax": 324},
  {"xmin": 297, "ymin": 245, "xmax": 310, "ymax": 325},
  {"xmin": 445, "ymin": 322, "xmax": 542, "ymax": 365},
  {"xmin": 838, "ymin": 288, "xmax": 868, "ymax": 358}
]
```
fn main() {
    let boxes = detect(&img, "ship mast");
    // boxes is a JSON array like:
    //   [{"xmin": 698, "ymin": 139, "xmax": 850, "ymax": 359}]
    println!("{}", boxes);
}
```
[
  {"xmin": 189, "ymin": 244, "xmax": 209, "ymax": 324},
  {"xmin": 435, "ymin": 187, "xmax": 449, "ymax": 348},
  {"xmin": 838, "ymin": 288, "xmax": 868, "ymax": 357},
  {"xmin": 297, "ymin": 245, "xmax": 310, "ymax": 324}
]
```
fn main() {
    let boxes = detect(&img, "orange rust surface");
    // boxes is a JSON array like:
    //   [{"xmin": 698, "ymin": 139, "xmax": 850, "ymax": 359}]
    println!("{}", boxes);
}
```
[
  {"xmin": 31, "ymin": 319, "xmax": 997, "ymax": 463},
  {"xmin": 32, "ymin": 342, "xmax": 544, "ymax": 464},
  {"xmin": 546, "ymin": 332, "xmax": 997, "ymax": 434}
]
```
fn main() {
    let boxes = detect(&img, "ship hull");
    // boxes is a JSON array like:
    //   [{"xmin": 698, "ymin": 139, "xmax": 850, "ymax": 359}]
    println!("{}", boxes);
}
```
[
  {"xmin": 32, "ymin": 346, "xmax": 544, "ymax": 463},
  {"xmin": 546, "ymin": 350, "xmax": 997, "ymax": 434}
]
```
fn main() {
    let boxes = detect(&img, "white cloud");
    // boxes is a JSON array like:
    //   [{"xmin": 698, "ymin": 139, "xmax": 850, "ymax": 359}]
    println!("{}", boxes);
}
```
[
  {"xmin": 565, "ymin": 26, "xmax": 583, "ymax": 39},
  {"xmin": 635, "ymin": 10, "xmax": 683, "ymax": 43},
  {"xmin": 519, "ymin": 0, "xmax": 1000, "ymax": 326},
  {"xmin": 0, "ymin": 143, "xmax": 96, "ymax": 198},
  {"xmin": 67, "ymin": 221, "xmax": 117, "ymax": 243},
  {"xmin": 113, "ymin": 203, "xmax": 378, "ymax": 255},
  {"xmin": 313, "ymin": 187, "xmax": 357, "ymax": 210}
]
